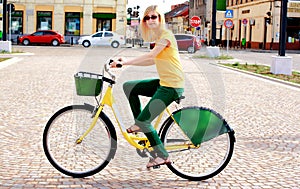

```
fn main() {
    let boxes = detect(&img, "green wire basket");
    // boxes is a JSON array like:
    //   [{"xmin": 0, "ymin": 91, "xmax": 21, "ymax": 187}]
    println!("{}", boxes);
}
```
[{"xmin": 74, "ymin": 72, "xmax": 103, "ymax": 96}]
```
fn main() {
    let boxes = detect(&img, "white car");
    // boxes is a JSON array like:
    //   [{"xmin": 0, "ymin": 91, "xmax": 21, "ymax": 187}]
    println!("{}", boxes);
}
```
[{"xmin": 78, "ymin": 31, "xmax": 125, "ymax": 48}]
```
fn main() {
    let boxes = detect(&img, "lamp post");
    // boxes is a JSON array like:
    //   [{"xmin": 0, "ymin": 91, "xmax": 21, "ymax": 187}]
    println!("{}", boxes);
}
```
[
  {"xmin": 279, "ymin": 0, "xmax": 288, "ymax": 56},
  {"xmin": 211, "ymin": 0, "xmax": 217, "ymax": 46},
  {"xmin": 270, "ymin": 0, "xmax": 292, "ymax": 75},
  {"xmin": 206, "ymin": 0, "xmax": 220, "ymax": 58},
  {"xmin": 2, "ymin": 0, "xmax": 7, "ymax": 41}
]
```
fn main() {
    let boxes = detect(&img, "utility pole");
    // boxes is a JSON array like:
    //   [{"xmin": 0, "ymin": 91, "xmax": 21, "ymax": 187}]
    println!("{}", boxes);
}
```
[
  {"xmin": 211, "ymin": 0, "xmax": 217, "ymax": 46},
  {"xmin": 2, "ymin": 0, "xmax": 7, "ymax": 41},
  {"xmin": 279, "ymin": 0, "xmax": 288, "ymax": 56},
  {"xmin": 270, "ymin": 0, "xmax": 292, "ymax": 76}
]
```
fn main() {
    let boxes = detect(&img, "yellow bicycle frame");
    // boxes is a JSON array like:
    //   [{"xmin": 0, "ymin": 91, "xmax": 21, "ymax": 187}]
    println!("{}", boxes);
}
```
[{"xmin": 77, "ymin": 82, "xmax": 197, "ymax": 152}]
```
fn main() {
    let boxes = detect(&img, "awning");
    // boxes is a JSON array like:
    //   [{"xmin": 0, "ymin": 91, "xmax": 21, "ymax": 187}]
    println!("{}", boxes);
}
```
[{"xmin": 93, "ymin": 13, "xmax": 116, "ymax": 19}]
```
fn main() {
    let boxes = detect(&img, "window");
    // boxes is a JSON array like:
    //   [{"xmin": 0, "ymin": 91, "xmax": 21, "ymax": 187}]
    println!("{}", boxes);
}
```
[
  {"xmin": 190, "ymin": 0, "xmax": 194, "ymax": 9},
  {"xmin": 65, "ymin": 12, "xmax": 81, "ymax": 36},
  {"xmin": 33, "ymin": 31, "xmax": 43, "ymax": 36},
  {"xmin": 37, "ymin": 11, "xmax": 52, "ymax": 30},
  {"xmin": 10, "ymin": 11, "xmax": 23, "ymax": 34},
  {"xmin": 93, "ymin": 13, "xmax": 115, "ymax": 32},
  {"xmin": 92, "ymin": 32, "xmax": 103, "ymax": 37},
  {"xmin": 44, "ymin": 31, "xmax": 56, "ymax": 35},
  {"xmin": 97, "ymin": 19, "xmax": 112, "ymax": 31},
  {"xmin": 104, "ymin": 32, "xmax": 113, "ymax": 37}
]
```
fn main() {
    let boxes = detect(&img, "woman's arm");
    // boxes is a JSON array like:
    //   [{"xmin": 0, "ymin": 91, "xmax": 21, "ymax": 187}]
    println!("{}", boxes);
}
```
[{"xmin": 112, "ymin": 39, "xmax": 170, "ymax": 67}]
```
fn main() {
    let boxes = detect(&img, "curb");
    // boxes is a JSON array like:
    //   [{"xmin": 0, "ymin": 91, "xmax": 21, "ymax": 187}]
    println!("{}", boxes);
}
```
[
  {"xmin": 0, "ymin": 57, "xmax": 22, "ymax": 70},
  {"xmin": 210, "ymin": 62, "xmax": 300, "ymax": 89}
]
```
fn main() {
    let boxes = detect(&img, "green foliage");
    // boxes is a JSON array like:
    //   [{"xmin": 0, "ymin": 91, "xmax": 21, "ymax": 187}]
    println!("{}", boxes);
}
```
[
  {"xmin": 221, "ymin": 63, "xmax": 300, "ymax": 85},
  {"xmin": 0, "ymin": 58, "xmax": 10, "ymax": 62}
]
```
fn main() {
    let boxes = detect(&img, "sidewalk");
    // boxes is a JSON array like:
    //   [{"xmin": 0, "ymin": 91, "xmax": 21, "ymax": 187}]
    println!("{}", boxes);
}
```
[{"xmin": 197, "ymin": 45, "xmax": 300, "ymax": 72}]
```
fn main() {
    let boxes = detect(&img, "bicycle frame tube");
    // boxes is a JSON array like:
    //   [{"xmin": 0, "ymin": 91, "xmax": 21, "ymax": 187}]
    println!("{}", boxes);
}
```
[
  {"xmin": 103, "ymin": 86, "xmax": 196, "ymax": 151},
  {"xmin": 78, "ymin": 84, "xmax": 196, "ymax": 152},
  {"xmin": 102, "ymin": 85, "xmax": 149, "ymax": 150}
]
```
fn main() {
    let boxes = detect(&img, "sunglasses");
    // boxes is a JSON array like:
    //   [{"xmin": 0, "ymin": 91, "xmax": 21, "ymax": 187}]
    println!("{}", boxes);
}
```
[{"xmin": 143, "ymin": 15, "xmax": 159, "ymax": 21}]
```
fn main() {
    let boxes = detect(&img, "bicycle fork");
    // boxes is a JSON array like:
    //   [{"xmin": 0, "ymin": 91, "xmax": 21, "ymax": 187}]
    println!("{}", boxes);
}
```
[{"xmin": 76, "ymin": 104, "xmax": 104, "ymax": 144}]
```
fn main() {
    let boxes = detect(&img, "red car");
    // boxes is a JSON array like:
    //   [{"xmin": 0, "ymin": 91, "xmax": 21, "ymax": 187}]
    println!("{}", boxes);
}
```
[
  {"xmin": 174, "ymin": 34, "xmax": 201, "ymax": 53},
  {"xmin": 18, "ymin": 30, "xmax": 65, "ymax": 46}
]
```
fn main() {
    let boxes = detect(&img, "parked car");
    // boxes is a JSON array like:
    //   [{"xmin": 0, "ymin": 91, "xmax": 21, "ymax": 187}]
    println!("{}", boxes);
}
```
[
  {"xmin": 174, "ymin": 34, "xmax": 201, "ymax": 53},
  {"xmin": 78, "ymin": 31, "xmax": 125, "ymax": 48},
  {"xmin": 18, "ymin": 30, "xmax": 65, "ymax": 46}
]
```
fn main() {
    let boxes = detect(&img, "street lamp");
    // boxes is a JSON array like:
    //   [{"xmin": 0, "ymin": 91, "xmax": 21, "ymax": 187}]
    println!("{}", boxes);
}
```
[
  {"xmin": 270, "ymin": 0, "xmax": 292, "ymax": 76},
  {"xmin": 279, "ymin": 0, "xmax": 288, "ymax": 56},
  {"xmin": 211, "ymin": 0, "xmax": 217, "ymax": 46},
  {"xmin": 2, "ymin": 0, "xmax": 7, "ymax": 41}
]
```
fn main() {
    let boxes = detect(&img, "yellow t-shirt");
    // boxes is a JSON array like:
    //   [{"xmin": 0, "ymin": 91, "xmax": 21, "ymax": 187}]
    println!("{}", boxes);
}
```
[{"xmin": 154, "ymin": 30, "xmax": 184, "ymax": 88}]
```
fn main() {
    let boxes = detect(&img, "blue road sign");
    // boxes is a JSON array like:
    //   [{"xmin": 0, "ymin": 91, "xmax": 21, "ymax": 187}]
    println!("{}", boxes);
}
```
[{"xmin": 225, "ymin": 10, "xmax": 233, "ymax": 18}]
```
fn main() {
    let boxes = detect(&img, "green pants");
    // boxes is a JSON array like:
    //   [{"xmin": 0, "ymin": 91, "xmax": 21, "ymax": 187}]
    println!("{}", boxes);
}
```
[{"xmin": 123, "ymin": 79, "xmax": 184, "ymax": 158}]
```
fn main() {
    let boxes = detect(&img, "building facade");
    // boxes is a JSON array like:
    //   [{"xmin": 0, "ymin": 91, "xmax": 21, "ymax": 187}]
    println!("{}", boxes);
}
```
[
  {"xmin": 188, "ymin": 0, "xmax": 300, "ymax": 50},
  {"xmin": 224, "ymin": 0, "xmax": 300, "ymax": 50},
  {"xmin": 165, "ymin": 2, "xmax": 189, "ymax": 34},
  {"xmin": 0, "ymin": 0, "xmax": 127, "ymax": 43}
]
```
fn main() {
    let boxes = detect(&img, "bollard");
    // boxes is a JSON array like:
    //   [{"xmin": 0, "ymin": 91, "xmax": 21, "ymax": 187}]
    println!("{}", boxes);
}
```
[{"xmin": 70, "ymin": 37, "xmax": 73, "ymax": 45}]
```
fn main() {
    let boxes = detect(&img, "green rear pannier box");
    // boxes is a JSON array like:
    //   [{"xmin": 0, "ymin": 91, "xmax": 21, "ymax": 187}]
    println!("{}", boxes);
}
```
[{"xmin": 173, "ymin": 107, "xmax": 230, "ymax": 146}]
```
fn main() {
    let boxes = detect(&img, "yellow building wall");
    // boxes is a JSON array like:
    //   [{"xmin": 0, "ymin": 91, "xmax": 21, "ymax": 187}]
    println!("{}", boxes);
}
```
[{"xmin": 1, "ymin": 0, "xmax": 126, "ymax": 36}]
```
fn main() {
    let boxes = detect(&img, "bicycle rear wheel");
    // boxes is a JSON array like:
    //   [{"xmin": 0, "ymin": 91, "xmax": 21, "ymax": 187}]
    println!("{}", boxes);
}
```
[
  {"xmin": 160, "ymin": 107, "xmax": 235, "ymax": 181},
  {"xmin": 43, "ymin": 104, "xmax": 117, "ymax": 178}
]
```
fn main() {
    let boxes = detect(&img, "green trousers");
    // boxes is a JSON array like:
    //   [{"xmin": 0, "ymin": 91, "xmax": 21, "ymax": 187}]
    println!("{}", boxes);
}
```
[{"xmin": 123, "ymin": 79, "xmax": 184, "ymax": 158}]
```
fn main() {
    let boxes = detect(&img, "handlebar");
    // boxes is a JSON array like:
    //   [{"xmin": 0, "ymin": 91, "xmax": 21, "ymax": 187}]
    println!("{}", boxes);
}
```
[{"xmin": 103, "ymin": 59, "xmax": 123, "ymax": 83}]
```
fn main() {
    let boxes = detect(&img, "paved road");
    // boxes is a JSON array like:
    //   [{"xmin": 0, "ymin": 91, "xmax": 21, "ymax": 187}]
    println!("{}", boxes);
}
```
[{"xmin": 0, "ymin": 46, "xmax": 299, "ymax": 188}]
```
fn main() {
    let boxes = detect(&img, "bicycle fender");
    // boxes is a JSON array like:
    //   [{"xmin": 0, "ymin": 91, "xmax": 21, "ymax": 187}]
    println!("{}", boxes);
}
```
[{"xmin": 83, "ymin": 103, "xmax": 95, "ymax": 111}]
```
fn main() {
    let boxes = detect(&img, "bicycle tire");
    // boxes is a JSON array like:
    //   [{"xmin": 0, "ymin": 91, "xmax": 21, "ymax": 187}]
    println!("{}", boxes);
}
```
[
  {"xmin": 43, "ymin": 104, "xmax": 117, "ymax": 178},
  {"xmin": 160, "ymin": 106, "xmax": 235, "ymax": 181}
]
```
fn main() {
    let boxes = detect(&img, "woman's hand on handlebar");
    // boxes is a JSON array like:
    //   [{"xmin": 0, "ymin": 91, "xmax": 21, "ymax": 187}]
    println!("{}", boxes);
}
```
[{"xmin": 110, "ymin": 57, "xmax": 127, "ymax": 68}]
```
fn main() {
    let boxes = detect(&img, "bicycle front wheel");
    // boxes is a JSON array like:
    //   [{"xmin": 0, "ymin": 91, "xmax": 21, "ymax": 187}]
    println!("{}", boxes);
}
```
[
  {"xmin": 43, "ymin": 104, "xmax": 117, "ymax": 178},
  {"xmin": 160, "ymin": 107, "xmax": 235, "ymax": 181}
]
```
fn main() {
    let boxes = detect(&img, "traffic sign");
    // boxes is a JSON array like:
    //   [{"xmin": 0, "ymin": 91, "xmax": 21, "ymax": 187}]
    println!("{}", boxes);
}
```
[
  {"xmin": 224, "ymin": 19, "xmax": 234, "ymax": 29},
  {"xmin": 190, "ymin": 16, "xmax": 201, "ymax": 27},
  {"xmin": 242, "ymin": 18, "xmax": 248, "ymax": 25},
  {"xmin": 225, "ymin": 10, "xmax": 233, "ymax": 18}
]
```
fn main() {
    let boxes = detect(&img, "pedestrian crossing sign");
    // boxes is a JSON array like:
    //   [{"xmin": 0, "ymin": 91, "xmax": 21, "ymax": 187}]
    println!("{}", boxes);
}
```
[{"xmin": 225, "ymin": 10, "xmax": 233, "ymax": 18}]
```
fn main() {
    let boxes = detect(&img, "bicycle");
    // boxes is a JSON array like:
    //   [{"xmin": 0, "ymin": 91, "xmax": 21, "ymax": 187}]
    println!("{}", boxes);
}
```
[{"xmin": 43, "ymin": 59, "xmax": 236, "ymax": 181}]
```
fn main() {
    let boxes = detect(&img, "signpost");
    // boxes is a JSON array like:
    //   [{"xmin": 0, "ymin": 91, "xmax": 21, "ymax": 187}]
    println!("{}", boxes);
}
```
[
  {"xmin": 190, "ymin": 16, "xmax": 201, "ymax": 28},
  {"xmin": 225, "ymin": 10, "xmax": 233, "ymax": 18},
  {"xmin": 224, "ymin": 19, "xmax": 234, "ymax": 54},
  {"xmin": 242, "ymin": 18, "xmax": 248, "ymax": 26}
]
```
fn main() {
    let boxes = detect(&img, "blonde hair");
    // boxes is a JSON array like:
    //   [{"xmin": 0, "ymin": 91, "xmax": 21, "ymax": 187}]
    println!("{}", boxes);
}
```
[{"xmin": 140, "ymin": 5, "xmax": 166, "ymax": 42}]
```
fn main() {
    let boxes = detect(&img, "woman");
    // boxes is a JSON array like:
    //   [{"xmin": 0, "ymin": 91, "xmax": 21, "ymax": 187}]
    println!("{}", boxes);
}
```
[{"xmin": 111, "ymin": 5, "xmax": 184, "ymax": 168}]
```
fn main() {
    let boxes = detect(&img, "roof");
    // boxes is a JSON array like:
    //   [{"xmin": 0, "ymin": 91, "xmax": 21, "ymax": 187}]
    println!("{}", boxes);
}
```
[{"xmin": 165, "ymin": 4, "xmax": 189, "ymax": 19}]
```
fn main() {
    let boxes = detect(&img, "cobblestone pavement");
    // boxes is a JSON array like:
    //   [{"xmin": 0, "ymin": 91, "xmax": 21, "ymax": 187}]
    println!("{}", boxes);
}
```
[{"xmin": 0, "ymin": 46, "xmax": 299, "ymax": 188}]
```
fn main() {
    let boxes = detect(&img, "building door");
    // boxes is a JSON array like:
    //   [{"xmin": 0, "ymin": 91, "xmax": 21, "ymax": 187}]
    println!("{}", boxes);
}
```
[
  {"xmin": 96, "ymin": 19, "xmax": 112, "ymax": 32},
  {"xmin": 263, "ymin": 17, "xmax": 268, "ymax": 50},
  {"xmin": 238, "ymin": 20, "xmax": 242, "ymax": 48}
]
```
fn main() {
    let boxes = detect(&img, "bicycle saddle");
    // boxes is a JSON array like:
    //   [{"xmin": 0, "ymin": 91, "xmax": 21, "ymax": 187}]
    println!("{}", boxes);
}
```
[{"xmin": 175, "ymin": 96, "xmax": 185, "ymax": 104}]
